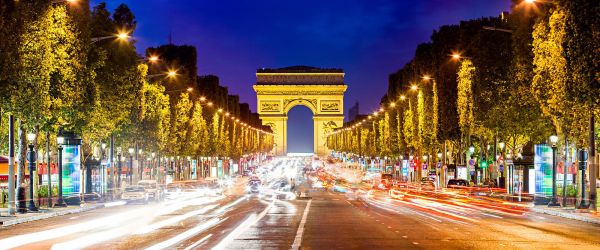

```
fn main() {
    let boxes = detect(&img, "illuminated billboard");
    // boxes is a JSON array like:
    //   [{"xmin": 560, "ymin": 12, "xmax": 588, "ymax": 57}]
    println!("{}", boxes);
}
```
[
  {"xmin": 62, "ymin": 144, "xmax": 81, "ymax": 197},
  {"xmin": 534, "ymin": 144, "xmax": 553, "ymax": 197}
]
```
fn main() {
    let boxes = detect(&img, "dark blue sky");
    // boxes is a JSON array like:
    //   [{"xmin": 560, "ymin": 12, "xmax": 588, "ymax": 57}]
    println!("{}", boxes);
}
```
[{"xmin": 96, "ymin": 0, "xmax": 511, "ymax": 153}]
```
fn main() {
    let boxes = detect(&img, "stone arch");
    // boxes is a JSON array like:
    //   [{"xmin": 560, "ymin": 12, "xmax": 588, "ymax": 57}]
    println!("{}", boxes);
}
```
[
  {"xmin": 283, "ymin": 98, "xmax": 318, "ymax": 114},
  {"xmin": 253, "ymin": 66, "xmax": 347, "ymax": 156}
]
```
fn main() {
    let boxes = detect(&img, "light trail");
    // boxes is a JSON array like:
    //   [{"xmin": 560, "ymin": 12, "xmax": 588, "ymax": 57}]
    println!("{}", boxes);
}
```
[
  {"xmin": 144, "ymin": 217, "xmax": 223, "ymax": 250},
  {"xmin": 183, "ymin": 234, "xmax": 213, "ymax": 250},
  {"xmin": 135, "ymin": 204, "xmax": 218, "ymax": 235},
  {"xmin": 211, "ymin": 201, "xmax": 274, "ymax": 250}
]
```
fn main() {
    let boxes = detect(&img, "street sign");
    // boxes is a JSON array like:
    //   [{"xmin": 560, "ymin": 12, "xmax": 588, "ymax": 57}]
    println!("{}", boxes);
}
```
[
  {"xmin": 468, "ymin": 159, "xmax": 475, "ymax": 166},
  {"xmin": 437, "ymin": 162, "xmax": 442, "ymax": 168},
  {"xmin": 498, "ymin": 164, "xmax": 504, "ymax": 172}
]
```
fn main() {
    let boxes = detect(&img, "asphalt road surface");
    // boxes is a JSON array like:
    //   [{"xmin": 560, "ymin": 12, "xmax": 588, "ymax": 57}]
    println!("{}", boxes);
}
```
[{"xmin": 1, "ymin": 180, "xmax": 600, "ymax": 250}]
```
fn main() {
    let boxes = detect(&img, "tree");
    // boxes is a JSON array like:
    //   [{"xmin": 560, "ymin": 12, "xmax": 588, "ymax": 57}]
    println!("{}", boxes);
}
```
[
  {"xmin": 188, "ymin": 101, "xmax": 208, "ymax": 156},
  {"xmin": 532, "ymin": 6, "xmax": 587, "ymax": 143},
  {"xmin": 457, "ymin": 59, "xmax": 475, "ymax": 140},
  {"xmin": 171, "ymin": 93, "xmax": 192, "ymax": 155}
]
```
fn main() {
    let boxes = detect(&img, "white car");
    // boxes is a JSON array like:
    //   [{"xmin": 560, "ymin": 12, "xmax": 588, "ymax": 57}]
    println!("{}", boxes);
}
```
[
  {"xmin": 122, "ymin": 186, "xmax": 149, "ymax": 204},
  {"xmin": 164, "ymin": 183, "xmax": 182, "ymax": 200},
  {"xmin": 138, "ymin": 180, "xmax": 162, "ymax": 201}
]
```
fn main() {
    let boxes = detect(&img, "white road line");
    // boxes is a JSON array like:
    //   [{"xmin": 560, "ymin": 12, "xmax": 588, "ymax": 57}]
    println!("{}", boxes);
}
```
[
  {"xmin": 212, "ymin": 201, "xmax": 274, "ymax": 250},
  {"xmin": 291, "ymin": 200, "xmax": 312, "ymax": 250},
  {"xmin": 183, "ymin": 234, "xmax": 213, "ymax": 250},
  {"xmin": 145, "ymin": 217, "xmax": 223, "ymax": 250}
]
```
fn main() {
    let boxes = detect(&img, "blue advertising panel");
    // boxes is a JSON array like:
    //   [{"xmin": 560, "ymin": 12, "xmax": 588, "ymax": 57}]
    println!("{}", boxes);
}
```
[
  {"xmin": 534, "ymin": 144, "xmax": 553, "ymax": 197},
  {"xmin": 217, "ymin": 160, "xmax": 223, "ymax": 177},
  {"xmin": 191, "ymin": 159, "xmax": 197, "ymax": 180},
  {"xmin": 62, "ymin": 145, "xmax": 81, "ymax": 196}
]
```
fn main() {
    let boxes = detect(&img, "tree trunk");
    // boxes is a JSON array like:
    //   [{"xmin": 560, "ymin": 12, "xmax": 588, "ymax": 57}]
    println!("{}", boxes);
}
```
[{"xmin": 16, "ymin": 119, "xmax": 27, "ymax": 210}]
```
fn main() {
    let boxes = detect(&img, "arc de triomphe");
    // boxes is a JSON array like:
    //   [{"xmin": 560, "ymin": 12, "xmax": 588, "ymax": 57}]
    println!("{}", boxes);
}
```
[{"xmin": 254, "ymin": 66, "xmax": 347, "ymax": 156}]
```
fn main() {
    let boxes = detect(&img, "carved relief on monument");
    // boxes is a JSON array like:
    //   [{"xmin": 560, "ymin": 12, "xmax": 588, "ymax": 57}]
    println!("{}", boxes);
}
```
[
  {"xmin": 320, "ymin": 100, "xmax": 341, "ymax": 112},
  {"xmin": 264, "ymin": 122, "xmax": 277, "ymax": 135},
  {"xmin": 322, "ymin": 121, "xmax": 339, "ymax": 135},
  {"xmin": 260, "ymin": 101, "xmax": 281, "ymax": 112}
]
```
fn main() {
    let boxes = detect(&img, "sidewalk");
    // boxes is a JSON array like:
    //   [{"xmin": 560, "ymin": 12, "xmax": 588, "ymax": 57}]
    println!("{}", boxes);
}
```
[
  {"xmin": 0, "ymin": 202, "xmax": 116, "ymax": 227},
  {"xmin": 531, "ymin": 205, "xmax": 600, "ymax": 225}
]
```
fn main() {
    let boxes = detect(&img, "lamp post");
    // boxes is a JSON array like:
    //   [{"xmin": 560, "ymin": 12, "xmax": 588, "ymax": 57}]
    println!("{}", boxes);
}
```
[
  {"xmin": 117, "ymin": 147, "xmax": 122, "ymax": 188},
  {"xmin": 549, "ymin": 135, "xmax": 560, "ymax": 207},
  {"xmin": 56, "ymin": 136, "xmax": 66, "ymax": 207},
  {"xmin": 128, "ymin": 148, "xmax": 134, "ymax": 185},
  {"xmin": 499, "ymin": 142, "xmax": 506, "ymax": 188},
  {"xmin": 151, "ymin": 152, "xmax": 156, "ymax": 180},
  {"xmin": 26, "ymin": 133, "xmax": 38, "ymax": 212},
  {"xmin": 138, "ymin": 149, "xmax": 143, "ymax": 181},
  {"xmin": 101, "ymin": 142, "xmax": 106, "ymax": 196}
]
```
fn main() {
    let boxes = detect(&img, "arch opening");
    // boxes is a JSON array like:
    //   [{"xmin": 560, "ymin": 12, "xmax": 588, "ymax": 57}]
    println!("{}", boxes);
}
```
[{"xmin": 286, "ymin": 105, "xmax": 314, "ymax": 154}]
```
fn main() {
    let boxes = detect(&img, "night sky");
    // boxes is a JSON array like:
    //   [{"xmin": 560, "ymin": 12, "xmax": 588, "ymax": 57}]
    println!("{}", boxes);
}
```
[{"xmin": 95, "ymin": 0, "xmax": 511, "ymax": 153}]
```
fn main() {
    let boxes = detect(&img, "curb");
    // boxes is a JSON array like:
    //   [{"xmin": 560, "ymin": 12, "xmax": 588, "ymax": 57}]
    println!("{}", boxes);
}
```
[
  {"xmin": 531, "ymin": 207, "xmax": 600, "ymax": 225},
  {"xmin": 0, "ymin": 204, "xmax": 104, "ymax": 227}
]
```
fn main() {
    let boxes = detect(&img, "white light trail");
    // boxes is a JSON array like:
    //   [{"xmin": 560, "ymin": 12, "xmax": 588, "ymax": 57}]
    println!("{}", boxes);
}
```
[
  {"xmin": 135, "ymin": 204, "xmax": 218, "ymax": 235},
  {"xmin": 144, "ymin": 217, "xmax": 223, "ymax": 250},
  {"xmin": 212, "ymin": 202, "xmax": 274, "ymax": 250}
]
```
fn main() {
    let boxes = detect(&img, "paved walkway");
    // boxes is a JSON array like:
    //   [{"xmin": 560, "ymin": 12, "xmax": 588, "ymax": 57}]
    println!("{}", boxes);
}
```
[{"xmin": 531, "ymin": 205, "xmax": 600, "ymax": 225}]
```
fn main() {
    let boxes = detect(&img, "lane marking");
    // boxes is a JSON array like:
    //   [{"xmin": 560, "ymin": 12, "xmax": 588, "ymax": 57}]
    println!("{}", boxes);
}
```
[
  {"xmin": 291, "ymin": 200, "xmax": 313, "ymax": 250},
  {"xmin": 212, "ymin": 202, "xmax": 274, "ymax": 250},
  {"xmin": 183, "ymin": 234, "xmax": 212, "ymax": 250},
  {"xmin": 144, "ymin": 218, "xmax": 223, "ymax": 250}
]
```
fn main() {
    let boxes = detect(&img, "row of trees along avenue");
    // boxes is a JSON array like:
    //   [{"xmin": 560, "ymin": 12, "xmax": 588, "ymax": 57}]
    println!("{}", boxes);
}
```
[
  {"xmin": 326, "ymin": 0, "xmax": 599, "ymax": 202},
  {"xmin": 0, "ymin": 0, "xmax": 274, "ymax": 214}
]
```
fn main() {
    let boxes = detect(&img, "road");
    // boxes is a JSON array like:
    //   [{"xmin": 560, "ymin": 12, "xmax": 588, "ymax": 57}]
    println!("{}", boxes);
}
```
[{"xmin": 1, "ymin": 159, "xmax": 599, "ymax": 249}]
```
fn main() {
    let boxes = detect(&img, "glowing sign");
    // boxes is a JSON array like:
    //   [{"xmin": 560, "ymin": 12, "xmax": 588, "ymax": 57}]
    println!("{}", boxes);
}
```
[
  {"xmin": 534, "ymin": 144, "xmax": 553, "ymax": 197},
  {"xmin": 61, "ymin": 145, "xmax": 81, "ymax": 196}
]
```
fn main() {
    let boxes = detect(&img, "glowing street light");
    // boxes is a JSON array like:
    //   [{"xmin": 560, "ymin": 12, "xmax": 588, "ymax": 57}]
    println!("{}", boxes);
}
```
[
  {"xmin": 199, "ymin": 96, "xmax": 206, "ymax": 102},
  {"xmin": 390, "ymin": 102, "xmax": 396, "ymax": 108},
  {"xmin": 524, "ymin": 0, "xmax": 536, "ymax": 3},
  {"xmin": 116, "ymin": 32, "xmax": 129, "ymax": 40},
  {"xmin": 167, "ymin": 70, "xmax": 177, "ymax": 78},
  {"xmin": 148, "ymin": 55, "xmax": 159, "ymax": 63},
  {"xmin": 411, "ymin": 85, "xmax": 418, "ymax": 91},
  {"xmin": 451, "ymin": 53, "xmax": 461, "ymax": 60},
  {"xmin": 400, "ymin": 95, "xmax": 406, "ymax": 100},
  {"xmin": 422, "ymin": 75, "xmax": 432, "ymax": 81}
]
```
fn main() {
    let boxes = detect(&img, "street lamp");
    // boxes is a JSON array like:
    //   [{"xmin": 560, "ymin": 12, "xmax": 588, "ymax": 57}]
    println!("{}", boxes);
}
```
[
  {"xmin": 548, "ymin": 135, "xmax": 560, "ymax": 207},
  {"xmin": 128, "ymin": 148, "xmax": 134, "ymax": 184},
  {"xmin": 90, "ymin": 32, "xmax": 130, "ymax": 43},
  {"xmin": 55, "ymin": 136, "xmax": 67, "ymax": 207},
  {"xmin": 469, "ymin": 143, "xmax": 475, "ymax": 154},
  {"xmin": 26, "ymin": 133, "xmax": 38, "ymax": 212},
  {"xmin": 117, "ymin": 147, "xmax": 122, "ymax": 188}
]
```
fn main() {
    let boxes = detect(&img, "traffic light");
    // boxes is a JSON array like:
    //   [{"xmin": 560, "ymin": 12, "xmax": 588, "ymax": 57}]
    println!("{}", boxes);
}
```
[{"xmin": 480, "ymin": 157, "xmax": 488, "ymax": 168}]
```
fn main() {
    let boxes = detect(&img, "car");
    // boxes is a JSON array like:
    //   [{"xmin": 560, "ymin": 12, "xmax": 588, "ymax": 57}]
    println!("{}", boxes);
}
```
[
  {"xmin": 138, "ymin": 180, "xmax": 161, "ymax": 201},
  {"xmin": 420, "ymin": 180, "xmax": 435, "ymax": 191},
  {"xmin": 164, "ymin": 183, "xmax": 182, "ymax": 200},
  {"xmin": 249, "ymin": 183, "xmax": 261, "ymax": 193},
  {"xmin": 447, "ymin": 179, "xmax": 468, "ymax": 188},
  {"xmin": 122, "ymin": 186, "xmax": 148, "ymax": 204}
]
